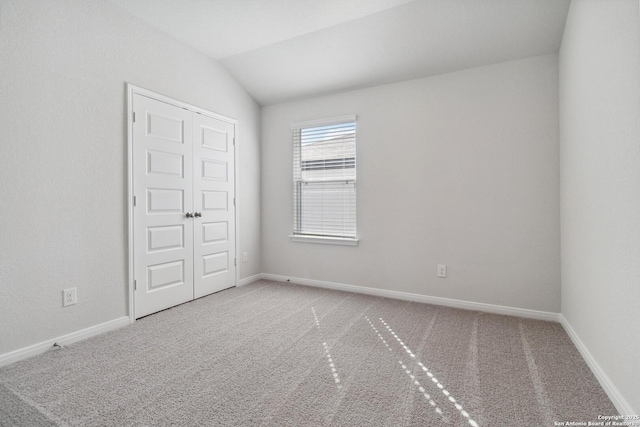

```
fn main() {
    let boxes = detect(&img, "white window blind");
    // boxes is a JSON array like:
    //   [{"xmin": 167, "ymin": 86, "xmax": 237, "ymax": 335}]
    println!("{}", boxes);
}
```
[{"xmin": 292, "ymin": 116, "xmax": 357, "ymax": 241}]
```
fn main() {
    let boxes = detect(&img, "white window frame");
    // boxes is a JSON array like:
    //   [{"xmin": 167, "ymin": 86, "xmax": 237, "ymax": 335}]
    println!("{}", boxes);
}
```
[{"xmin": 289, "ymin": 115, "xmax": 359, "ymax": 246}]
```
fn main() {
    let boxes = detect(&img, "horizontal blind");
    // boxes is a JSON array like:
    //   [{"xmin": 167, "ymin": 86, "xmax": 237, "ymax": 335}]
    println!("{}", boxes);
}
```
[{"xmin": 293, "ymin": 119, "xmax": 356, "ymax": 239}]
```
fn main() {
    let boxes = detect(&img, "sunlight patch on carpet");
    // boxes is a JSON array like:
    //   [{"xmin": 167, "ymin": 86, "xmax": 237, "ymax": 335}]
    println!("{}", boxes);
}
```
[
  {"xmin": 378, "ymin": 317, "xmax": 479, "ymax": 427},
  {"xmin": 312, "ymin": 307, "xmax": 342, "ymax": 389}
]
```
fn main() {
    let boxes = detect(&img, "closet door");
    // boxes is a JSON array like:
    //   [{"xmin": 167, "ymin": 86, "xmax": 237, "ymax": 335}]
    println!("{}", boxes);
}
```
[
  {"xmin": 133, "ymin": 94, "xmax": 194, "ymax": 318},
  {"xmin": 192, "ymin": 113, "xmax": 236, "ymax": 298}
]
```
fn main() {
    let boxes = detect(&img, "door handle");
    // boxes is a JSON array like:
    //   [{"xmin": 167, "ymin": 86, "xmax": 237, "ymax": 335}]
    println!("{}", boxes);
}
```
[
  {"xmin": 194, "ymin": 212, "xmax": 202, "ymax": 218},
  {"xmin": 185, "ymin": 212, "xmax": 194, "ymax": 218}
]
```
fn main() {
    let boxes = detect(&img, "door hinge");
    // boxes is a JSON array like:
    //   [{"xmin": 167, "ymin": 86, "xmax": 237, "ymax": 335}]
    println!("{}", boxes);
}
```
[
  {"xmin": 134, "ymin": 280, "xmax": 137, "ymax": 291},
  {"xmin": 233, "ymin": 198, "xmax": 236, "ymax": 206},
  {"xmin": 132, "ymin": 112, "xmax": 136, "ymax": 123},
  {"xmin": 133, "ymin": 196, "xmax": 137, "ymax": 207},
  {"xmin": 233, "ymin": 137, "xmax": 235, "ymax": 146},
  {"xmin": 234, "ymin": 258, "xmax": 237, "ymax": 266}
]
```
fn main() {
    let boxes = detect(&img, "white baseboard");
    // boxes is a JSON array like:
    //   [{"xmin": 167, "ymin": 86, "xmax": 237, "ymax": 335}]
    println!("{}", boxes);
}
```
[
  {"xmin": 559, "ymin": 315, "xmax": 635, "ymax": 415},
  {"xmin": 0, "ymin": 317, "xmax": 130, "ymax": 368},
  {"xmin": 261, "ymin": 273, "xmax": 560, "ymax": 322},
  {"xmin": 238, "ymin": 273, "xmax": 263, "ymax": 287}
]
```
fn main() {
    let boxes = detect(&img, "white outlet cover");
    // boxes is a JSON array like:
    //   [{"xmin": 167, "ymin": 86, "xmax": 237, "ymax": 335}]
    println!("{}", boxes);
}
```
[{"xmin": 63, "ymin": 288, "xmax": 77, "ymax": 306}]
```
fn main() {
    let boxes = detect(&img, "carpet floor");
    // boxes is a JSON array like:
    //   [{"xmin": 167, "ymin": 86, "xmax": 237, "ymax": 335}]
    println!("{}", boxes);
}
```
[{"xmin": 0, "ymin": 280, "xmax": 617, "ymax": 426}]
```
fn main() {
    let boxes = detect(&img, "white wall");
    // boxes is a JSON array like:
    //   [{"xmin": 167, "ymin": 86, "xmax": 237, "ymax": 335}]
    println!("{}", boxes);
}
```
[
  {"xmin": 262, "ymin": 54, "xmax": 560, "ymax": 313},
  {"xmin": 0, "ymin": 0, "xmax": 261, "ymax": 355},
  {"xmin": 560, "ymin": 0, "xmax": 640, "ymax": 414}
]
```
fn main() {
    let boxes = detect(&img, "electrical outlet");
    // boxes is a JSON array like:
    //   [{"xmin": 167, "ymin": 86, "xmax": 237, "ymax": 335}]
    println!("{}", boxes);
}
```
[
  {"xmin": 63, "ymin": 288, "xmax": 77, "ymax": 307},
  {"xmin": 242, "ymin": 252, "xmax": 248, "ymax": 263},
  {"xmin": 437, "ymin": 264, "xmax": 447, "ymax": 278}
]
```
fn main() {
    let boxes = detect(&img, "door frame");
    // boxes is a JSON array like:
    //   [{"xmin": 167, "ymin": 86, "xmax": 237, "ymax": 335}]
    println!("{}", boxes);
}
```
[{"xmin": 126, "ymin": 84, "xmax": 239, "ymax": 323}]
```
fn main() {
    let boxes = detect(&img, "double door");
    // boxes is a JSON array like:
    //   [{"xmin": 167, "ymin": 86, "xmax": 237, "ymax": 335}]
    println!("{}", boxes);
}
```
[{"xmin": 132, "ymin": 93, "xmax": 236, "ymax": 318}]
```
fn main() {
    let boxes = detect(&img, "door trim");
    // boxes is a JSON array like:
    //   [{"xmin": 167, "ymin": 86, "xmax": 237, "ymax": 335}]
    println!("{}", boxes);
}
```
[{"xmin": 126, "ymin": 84, "xmax": 239, "ymax": 323}]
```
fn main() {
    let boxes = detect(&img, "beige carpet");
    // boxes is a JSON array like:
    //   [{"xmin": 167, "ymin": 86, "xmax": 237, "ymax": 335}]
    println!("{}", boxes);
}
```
[{"xmin": 0, "ymin": 280, "xmax": 617, "ymax": 426}]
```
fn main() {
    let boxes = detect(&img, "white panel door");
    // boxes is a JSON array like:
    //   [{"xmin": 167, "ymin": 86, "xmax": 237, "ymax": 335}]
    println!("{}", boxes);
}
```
[
  {"xmin": 133, "ymin": 94, "xmax": 194, "ymax": 318},
  {"xmin": 192, "ymin": 113, "xmax": 236, "ymax": 298}
]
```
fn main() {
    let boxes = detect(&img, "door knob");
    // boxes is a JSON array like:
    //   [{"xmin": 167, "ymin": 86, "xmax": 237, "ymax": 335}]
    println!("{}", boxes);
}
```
[
  {"xmin": 194, "ymin": 212, "xmax": 202, "ymax": 218},
  {"xmin": 185, "ymin": 212, "xmax": 194, "ymax": 218}
]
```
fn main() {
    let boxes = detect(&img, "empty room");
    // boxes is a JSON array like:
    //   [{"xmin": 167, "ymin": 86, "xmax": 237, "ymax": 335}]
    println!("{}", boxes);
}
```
[{"xmin": 1, "ymin": 0, "xmax": 638, "ymax": 425}]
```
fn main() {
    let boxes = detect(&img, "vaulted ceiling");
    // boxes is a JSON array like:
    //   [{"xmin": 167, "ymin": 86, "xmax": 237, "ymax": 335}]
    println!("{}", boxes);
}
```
[{"xmin": 109, "ymin": 0, "xmax": 571, "ymax": 105}]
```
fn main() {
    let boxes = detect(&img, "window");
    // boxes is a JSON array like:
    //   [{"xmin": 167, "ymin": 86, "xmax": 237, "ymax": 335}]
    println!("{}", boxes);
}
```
[{"xmin": 291, "ymin": 115, "xmax": 358, "ymax": 245}]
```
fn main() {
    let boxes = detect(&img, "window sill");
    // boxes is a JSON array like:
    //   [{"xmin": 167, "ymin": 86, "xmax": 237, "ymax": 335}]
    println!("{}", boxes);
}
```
[{"xmin": 289, "ymin": 235, "xmax": 359, "ymax": 246}]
